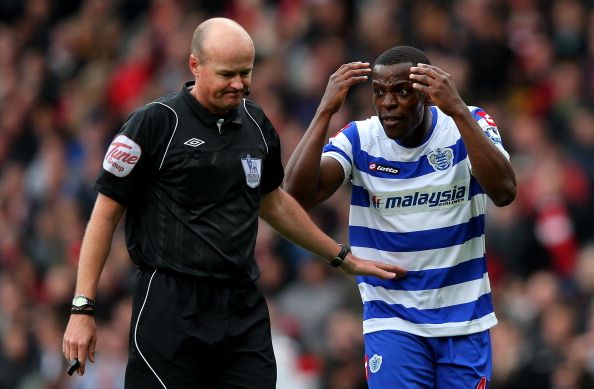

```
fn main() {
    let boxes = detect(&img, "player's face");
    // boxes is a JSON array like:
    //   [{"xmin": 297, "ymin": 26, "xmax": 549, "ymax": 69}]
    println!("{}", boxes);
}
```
[
  {"xmin": 372, "ymin": 63, "xmax": 427, "ymax": 143},
  {"xmin": 190, "ymin": 47, "xmax": 254, "ymax": 114}
]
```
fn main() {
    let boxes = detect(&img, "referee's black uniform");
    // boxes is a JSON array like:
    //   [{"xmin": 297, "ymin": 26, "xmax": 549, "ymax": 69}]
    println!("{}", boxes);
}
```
[{"xmin": 95, "ymin": 81, "xmax": 284, "ymax": 388}]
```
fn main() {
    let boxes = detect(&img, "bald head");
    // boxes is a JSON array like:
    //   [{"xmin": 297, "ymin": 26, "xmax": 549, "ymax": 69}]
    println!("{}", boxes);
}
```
[
  {"xmin": 187, "ymin": 18, "xmax": 255, "ymax": 114},
  {"xmin": 191, "ymin": 18, "xmax": 254, "ymax": 62}
]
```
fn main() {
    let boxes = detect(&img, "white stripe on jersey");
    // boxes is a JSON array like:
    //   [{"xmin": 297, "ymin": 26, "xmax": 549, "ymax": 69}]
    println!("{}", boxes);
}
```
[
  {"xmin": 359, "ymin": 273, "xmax": 492, "ymax": 309},
  {"xmin": 363, "ymin": 313, "xmax": 498, "ymax": 338},
  {"xmin": 352, "ymin": 236, "xmax": 485, "ymax": 272}
]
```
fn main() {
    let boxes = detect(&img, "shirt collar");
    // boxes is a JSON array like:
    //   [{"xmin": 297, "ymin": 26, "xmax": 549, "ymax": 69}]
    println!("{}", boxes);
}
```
[{"xmin": 182, "ymin": 81, "xmax": 243, "ymax": 127}]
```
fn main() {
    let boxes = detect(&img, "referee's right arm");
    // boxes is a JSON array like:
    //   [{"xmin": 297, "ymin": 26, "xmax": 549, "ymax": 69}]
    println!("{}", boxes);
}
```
[{"xmin": 62, "ymin": 193, "xmax": 125, "ymax": 375}]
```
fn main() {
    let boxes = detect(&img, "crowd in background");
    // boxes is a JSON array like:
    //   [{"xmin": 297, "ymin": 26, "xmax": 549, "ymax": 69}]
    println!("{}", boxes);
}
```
[{"xmin": 0, "ymin": 0, "xmax": 594, "ymax": 388}]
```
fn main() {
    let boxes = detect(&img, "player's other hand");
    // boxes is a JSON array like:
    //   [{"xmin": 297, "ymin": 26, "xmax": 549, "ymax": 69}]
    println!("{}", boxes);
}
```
[
  {"xmin": 409, "ymin": 63, "xmax": 467, "ymax": 117},
  {"xmin": 341, "ymin": 254, "xmax": 407, "ymax": 279},
  {"xmin": 319, "ymin": 62, "xmax": 371, "ymax": 114}
]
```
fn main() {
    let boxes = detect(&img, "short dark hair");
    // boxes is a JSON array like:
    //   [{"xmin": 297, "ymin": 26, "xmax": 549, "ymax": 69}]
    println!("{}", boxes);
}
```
[
  {"xmin": 373, "ymin": 46, "xmax": 431, "ymax": 68},
  {"xmin": 191, "ymin": 23, "xmax": 207, "ymax": 58}
]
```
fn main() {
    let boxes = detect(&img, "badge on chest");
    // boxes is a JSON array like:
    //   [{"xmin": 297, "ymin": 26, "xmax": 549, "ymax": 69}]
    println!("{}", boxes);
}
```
[{"xmin": 241, "ymin": 154, "xmax": 262, "ymax": 188}]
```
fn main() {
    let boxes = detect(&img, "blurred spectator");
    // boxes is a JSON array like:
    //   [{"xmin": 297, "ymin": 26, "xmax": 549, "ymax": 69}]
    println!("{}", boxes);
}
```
[
  {"xmin": 276, "ymin": 255, "xmax": 352, "ymax": 355},
  {"xmin": 269, "ymin": 299, "xmax": 320, "ymax": 389},
  {"xmin": 0, "ymin": 324, "xmax": 37, "ymax": 389},
  {"xmin": 320, "ymin": 309, "xmax": 366, "ymax": 389}
]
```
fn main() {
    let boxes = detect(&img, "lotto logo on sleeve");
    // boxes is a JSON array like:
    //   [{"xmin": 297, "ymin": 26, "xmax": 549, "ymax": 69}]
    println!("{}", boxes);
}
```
[{"xmin": 103, "ymin": 135, "xmax": 141, "ymax": 177}]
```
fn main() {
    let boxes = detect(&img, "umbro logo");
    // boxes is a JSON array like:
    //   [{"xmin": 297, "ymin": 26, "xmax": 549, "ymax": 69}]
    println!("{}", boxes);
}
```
[{"xmin": 184, "ymin": 138, "xmax": 205, "ymax": 147}]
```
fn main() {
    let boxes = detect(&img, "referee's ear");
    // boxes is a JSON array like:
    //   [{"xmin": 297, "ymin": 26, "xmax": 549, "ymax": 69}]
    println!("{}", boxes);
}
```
[{"xmin": 189, "ymin": 54, "xmax": 200, "ymax": 77}]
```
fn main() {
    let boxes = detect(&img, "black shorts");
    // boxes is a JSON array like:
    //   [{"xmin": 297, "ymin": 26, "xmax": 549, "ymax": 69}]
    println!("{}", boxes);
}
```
[{"xmin": 124, "ymin": 268, "xmax": 276, "ymax": 389}]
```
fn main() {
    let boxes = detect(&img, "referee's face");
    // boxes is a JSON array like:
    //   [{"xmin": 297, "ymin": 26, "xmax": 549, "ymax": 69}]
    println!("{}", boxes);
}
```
[{"xmin": 190, "ymin": 42, "xmax": 254, "ymax": 114}]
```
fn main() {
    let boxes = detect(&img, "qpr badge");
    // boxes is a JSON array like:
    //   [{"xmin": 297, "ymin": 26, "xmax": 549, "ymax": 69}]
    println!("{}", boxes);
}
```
[
  {"xmin": 241, "ymin": 154, "xmax": 262, "ymax": 188},
  {"xmin": 368, "ymin": 354, "xmax": 383, "ymax": 374},
  {"xmin": 427, "ymin": 147, "xmax": 454, "ymax": 171}
]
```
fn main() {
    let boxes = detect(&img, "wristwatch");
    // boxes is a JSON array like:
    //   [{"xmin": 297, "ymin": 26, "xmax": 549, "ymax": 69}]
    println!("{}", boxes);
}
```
[
  {"xmin": 330, "ymin": 244, "xmax": 351, "ymax": 267},
  {"xmin": 71, "ymin": 295, "xmax": 96, "ymax": 311}
]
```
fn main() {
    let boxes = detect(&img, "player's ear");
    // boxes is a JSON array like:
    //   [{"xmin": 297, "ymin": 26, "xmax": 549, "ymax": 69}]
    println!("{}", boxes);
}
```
[{"xmin": 189, "ymin": 54, "xmax": 200, "ymax": 77}]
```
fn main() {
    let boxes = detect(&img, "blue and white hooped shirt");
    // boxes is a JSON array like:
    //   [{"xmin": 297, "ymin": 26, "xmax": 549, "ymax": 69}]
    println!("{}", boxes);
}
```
[{"xmin": 323, "ymin": 106, "xmax": 509, "ymax": 337}]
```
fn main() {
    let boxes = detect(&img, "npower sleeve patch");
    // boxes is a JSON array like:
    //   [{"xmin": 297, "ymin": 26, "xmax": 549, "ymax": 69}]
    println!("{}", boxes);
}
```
[{"xmin": 103, "ymin": 135, "xmax": 141, "ymax": 177}]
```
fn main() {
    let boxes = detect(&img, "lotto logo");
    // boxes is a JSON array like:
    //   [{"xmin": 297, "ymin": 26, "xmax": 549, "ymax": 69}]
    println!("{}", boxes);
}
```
[{"xmin": 369, "ymin": 163, "xmax": 399, "ymax": 175}]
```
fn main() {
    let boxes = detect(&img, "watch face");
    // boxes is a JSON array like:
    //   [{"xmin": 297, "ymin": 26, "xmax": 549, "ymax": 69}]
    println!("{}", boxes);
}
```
[{"xmin": 72, "ymin": 295, "xmax": 93, "ymax": 307}]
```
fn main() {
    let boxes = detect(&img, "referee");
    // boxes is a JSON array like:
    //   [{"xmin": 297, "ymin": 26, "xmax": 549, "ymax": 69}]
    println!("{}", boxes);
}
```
[{"xmin": 62, "ymin": 17, "xmax": 406, "ymax": 388}]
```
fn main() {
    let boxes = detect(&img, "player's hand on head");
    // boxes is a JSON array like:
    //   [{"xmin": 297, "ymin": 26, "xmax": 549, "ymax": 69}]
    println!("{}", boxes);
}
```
[
  {"xmin": 340, "ymin": 255, "xmax": 407, "ymax": 280},
  {"xmin": 320, "ymin": 62, "xmax": 371, "ymax": 114},
  {"xmin": 409, "ymin": 63, "xmax": 466, "ymax": 117}
]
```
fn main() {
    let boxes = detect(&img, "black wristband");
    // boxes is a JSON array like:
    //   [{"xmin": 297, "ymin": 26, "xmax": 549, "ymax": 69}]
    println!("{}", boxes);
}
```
[
  {"xmin": 330, "ymin": 244, "xmax": 350, "ymax": 267},
  {"xmin": 71, "ymin": 309, "xmax": 94, "ymax": 316}
]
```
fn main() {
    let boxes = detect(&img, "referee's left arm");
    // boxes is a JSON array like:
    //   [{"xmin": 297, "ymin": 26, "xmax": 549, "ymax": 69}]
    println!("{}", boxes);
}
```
[{"xmin": 259, "ymin": 188, "xmax": 406, "ymax": 279}]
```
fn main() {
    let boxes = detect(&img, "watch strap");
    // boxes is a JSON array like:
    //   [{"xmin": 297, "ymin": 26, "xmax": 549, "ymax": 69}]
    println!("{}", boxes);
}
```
[
  {"xmin": 330, "ymin": 244, "xmax": 350, "ymax": 267},
  {"xmin": 70, "ymin": 309, "xmax": 94, "ymax": 316}
]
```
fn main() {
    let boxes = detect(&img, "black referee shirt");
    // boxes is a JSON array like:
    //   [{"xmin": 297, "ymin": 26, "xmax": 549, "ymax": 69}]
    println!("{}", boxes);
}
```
[{"xmin": 94, "ymin": 81, "xmax": 284, "ymax": 281}]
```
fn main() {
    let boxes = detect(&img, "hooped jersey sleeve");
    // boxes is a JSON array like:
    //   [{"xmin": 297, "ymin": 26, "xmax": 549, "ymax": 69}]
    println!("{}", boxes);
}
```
[
  {"xmin": 471, "ymin": 107, "xmax": 510, "ymax": 159},
  {"xmin": 322, "ymin": 122, "xmax": 357, "ymax": 185}
]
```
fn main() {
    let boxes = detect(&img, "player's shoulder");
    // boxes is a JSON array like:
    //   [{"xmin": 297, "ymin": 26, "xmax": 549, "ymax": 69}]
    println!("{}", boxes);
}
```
[
  {"xmin": 467, "ymin": 105, "xmax": 487, "ymax": 119},
  {"xmin": 432, "ymin": 105, "xmax": 495, "ymax": 126},
  {"xmin": 355, "ymin": 115, "xmax": 380, "ymax": 126},
  {"xmin": 468, "ymin": 106, "xmax": 499, "ymax": 127},
  {"xmin": 352, "ymin": 116, "xmax": 383, "ymax": 134},
  {"xmin": 331, "ymin": 117, "xmax": 378, "ymax": 142}
]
